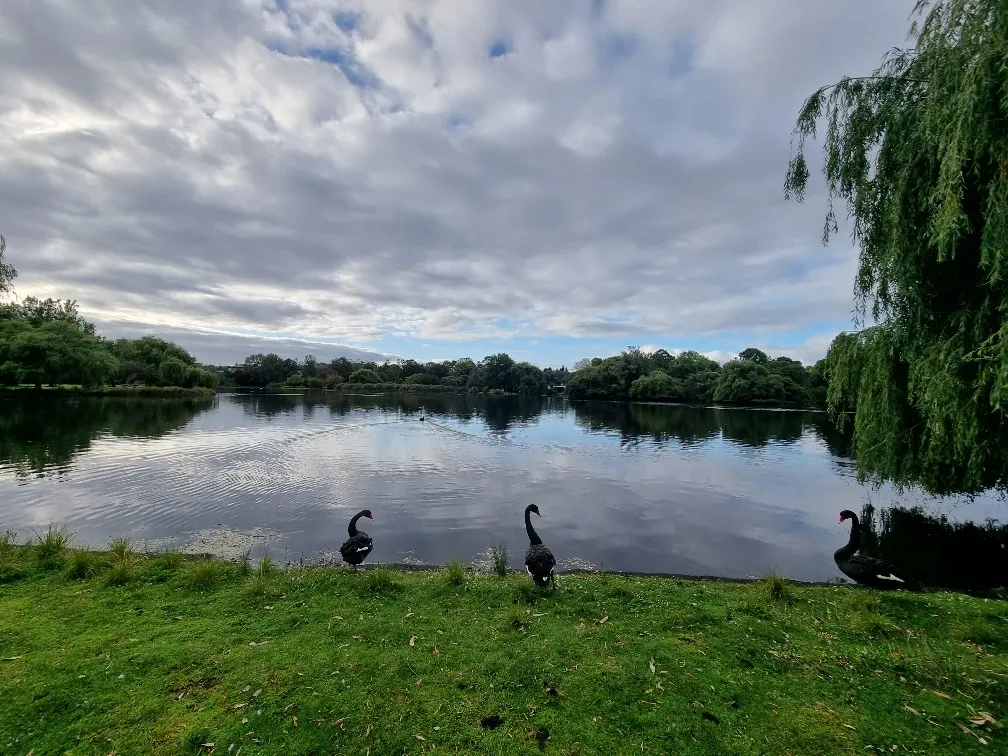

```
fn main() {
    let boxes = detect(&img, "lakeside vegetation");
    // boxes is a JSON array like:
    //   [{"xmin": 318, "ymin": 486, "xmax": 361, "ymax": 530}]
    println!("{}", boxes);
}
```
[
  {"xmin": 784, "ymin": 0, "xmax": 1008, "ymax": 496},
  {"xmin": 0, "ymin": 296, "xmax": 220, "ymax": 392},
  {"xmin": 0, "ymin": 536, "xmax": 1005, "ymax": 755},
  {"xmin": 227, "ymin": 344, "xmax": 828, "ymax": 408}
]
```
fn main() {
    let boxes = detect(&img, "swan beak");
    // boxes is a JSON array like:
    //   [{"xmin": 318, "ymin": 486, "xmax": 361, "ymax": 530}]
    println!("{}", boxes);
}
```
[
  {"xmin": 368, "ymin": 515, "xmax": 374, "ymax": 519},
  {"xmin": 838, "ymin": 517, "xmax": 845, "ymax": 523},
  {"xmin": 536, "ymin": 512, "xmax": 541, "ymax": 517}
]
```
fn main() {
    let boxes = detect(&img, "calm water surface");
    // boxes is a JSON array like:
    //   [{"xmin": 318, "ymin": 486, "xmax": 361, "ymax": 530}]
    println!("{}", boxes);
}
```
[{"xmin": 0, "ymin": 392, "xmax": 1003, "ymax": 582}]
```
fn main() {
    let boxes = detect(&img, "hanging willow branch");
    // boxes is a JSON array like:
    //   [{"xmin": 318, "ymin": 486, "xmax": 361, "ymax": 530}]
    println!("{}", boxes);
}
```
[{"xmin": 785, "ymin": 0, "xmax": 1008, "ymax": 496}]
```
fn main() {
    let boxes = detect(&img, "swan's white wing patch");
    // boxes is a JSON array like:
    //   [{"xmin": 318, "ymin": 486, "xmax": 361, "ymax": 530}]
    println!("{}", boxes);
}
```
[
  {"xmin": 357, "ymin": 546, "xmax": 370, "ymax": 552},
  {"xmin": 877, "ymin": 573, "xmax": 904, "ymax": 582}
]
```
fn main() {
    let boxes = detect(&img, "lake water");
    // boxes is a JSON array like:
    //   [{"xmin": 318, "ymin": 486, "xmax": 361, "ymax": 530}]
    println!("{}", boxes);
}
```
[{"xmin": 0, "ymin": 391, "xmax": 1003, "ymax": 582}]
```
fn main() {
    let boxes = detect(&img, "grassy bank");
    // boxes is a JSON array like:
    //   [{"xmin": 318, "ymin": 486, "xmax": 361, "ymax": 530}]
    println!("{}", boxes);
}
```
[
  {"xmin": 0, "ymin": 541, "xmax": 1005, "ymax": 755},
  {"xmin": 0, "ymin": 384, "xmax": 216, "ymax": 398}
]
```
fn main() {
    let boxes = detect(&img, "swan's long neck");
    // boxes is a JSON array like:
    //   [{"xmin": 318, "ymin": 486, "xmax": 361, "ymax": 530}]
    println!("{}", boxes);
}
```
[
  {"xmin": 837, "ymin": 514, "xmax": 860, "ymax": 559},
  {"xmin": 525, "ymin": 508, "xmax": 542, "ymax": 546},
  {"xmin": 348, "ymin": 512, "xmax": 365, "ymax": 537}
]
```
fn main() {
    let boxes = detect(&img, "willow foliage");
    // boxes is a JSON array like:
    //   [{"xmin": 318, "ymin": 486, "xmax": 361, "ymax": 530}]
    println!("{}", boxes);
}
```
[{"xmin": 785, "ymin": 0, "xmax": 1008, "ymax": 495}]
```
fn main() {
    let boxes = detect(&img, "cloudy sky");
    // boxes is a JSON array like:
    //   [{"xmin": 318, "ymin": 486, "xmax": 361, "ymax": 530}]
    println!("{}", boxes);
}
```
[{"xmin": 1, "ymin": 0, "xmax": 914, "ymax": 367}]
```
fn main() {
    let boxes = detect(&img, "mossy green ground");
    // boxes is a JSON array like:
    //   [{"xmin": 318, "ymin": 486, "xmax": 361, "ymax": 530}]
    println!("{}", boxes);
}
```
[{"xmin": 0, "ymin": 545, "xmax": 1005, "ymax": 755}]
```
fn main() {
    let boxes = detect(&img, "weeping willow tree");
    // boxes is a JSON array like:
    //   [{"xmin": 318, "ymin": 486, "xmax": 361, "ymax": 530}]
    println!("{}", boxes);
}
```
[{"xmin": 785, "ymin": 0, "xmax": 1008, "ymax": 496}]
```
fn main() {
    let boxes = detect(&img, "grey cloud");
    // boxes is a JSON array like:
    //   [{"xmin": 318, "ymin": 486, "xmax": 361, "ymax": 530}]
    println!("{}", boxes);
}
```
[{"xmin": 1, "ymin": 1, "xmax": 912, "ymax": 358}]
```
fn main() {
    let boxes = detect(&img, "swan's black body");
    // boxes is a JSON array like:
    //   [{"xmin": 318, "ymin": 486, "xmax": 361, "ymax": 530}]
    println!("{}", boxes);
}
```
[
  {"xmin": 523, "ymin": 504, "xmax": 556, "ymax": 590},
  {"xmin": 340, "ymin": 509, "xmax": 374, "ymax": 570},
  {"xmin": 834, "ymin": 509, "xmax": 917, "ymax": 590}
]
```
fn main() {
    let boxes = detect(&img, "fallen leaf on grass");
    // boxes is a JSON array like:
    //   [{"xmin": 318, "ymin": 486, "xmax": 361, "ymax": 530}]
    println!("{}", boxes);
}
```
[
  {"xmin": 409, "ymin": 636, "xmax": 416, "ymax": 647},
  {"xmin": 904, "ymin": 705, "xmax": 920, "ymax": 716},
  {"xmin": 598, "ymin": 616, "xmax": 609, "ymax": 624},
  {"xmin": 2, "ymin": 657, "xmax": 21, "ymax": 661},
  {"xmin": 649, "ymin": 659, "xmax": 655, "ymax": 674},
  {"xmin": 433, "ymin": 647, "xmax": 440, "ymax": 655},
  {"xmin": 253, "ymin": 689, "xmax": 262, "ymax": 698},
  {"xmin": 932, "ymin": 690, "xmax": 952, "ymax": 699},
  {"xmin": 415, "ymin": 735, "xmax": 425, "ymax": 741},
  {"xmin": 843, "ymin": 724, "xmax": 856, "ymax": 731},
  {"xmin": 352, "ymin": 635, "xmax": 363, "ymax": 641},
  {"xmin": 241, "ymin": 685, "xmax": 251, "ymax": 693}
]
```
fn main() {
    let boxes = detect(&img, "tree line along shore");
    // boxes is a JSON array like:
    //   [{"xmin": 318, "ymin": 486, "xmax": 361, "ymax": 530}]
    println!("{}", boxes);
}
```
[{"xmin": 0, "ymin": 295, "xmax": 828, "ymax": 408}]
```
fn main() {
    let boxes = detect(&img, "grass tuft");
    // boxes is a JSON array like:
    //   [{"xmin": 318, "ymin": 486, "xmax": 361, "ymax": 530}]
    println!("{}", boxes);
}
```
[
  {"xmin": 105, "ymin": 558, "xmax": 134, "ymax": 587},
  {"xmin": 160, "ymin": 550, "xmax": 185, "ymax": 572},
  {"xmin": 243, "ymin": 554, "xmax": 278, "ymax": 597},
  {"xmin": 104, "ymin": 536, "xmax": 137, "ymax": 587},
  {"xmin": 237, "ymin": 548, "xmax": 252, "ymax": 577},
  {"xmin": 108, "ymin": 537, "xmax": 134, "ymax": 563},
  {"xmin": 34, "ymin": 524, "xmax": 71, "ymax": 570},
  {"xmin": 514, "ymin": 581, "xmax": 540, "ymax": 605},
  {"xmin": 359, "ymin": 567, "xmax": 400, "ymax": 596},
  {"xmin": 67, "ymin": 548, "xmax": 100, "ymax": 580},
  {"xmin": 187, "ymin": 559, "xmax": 222, "ymax": 591},
  {"xmin": 489, "ymin": 541, "xmax": 509, "ymax": 577},
  {"xmin": 442, "ymin": 558, "xmax": 467, "ymax": 587},
  {"xmin": 0, "ymin": 530, "xmax": 23, "ymax": 582},
  {"xmin": 763, "ymin": 570, "xmax": 795, "ymax": 604},
  {"xmin": 506, "ymin": 605, "xmax": 529, "ymax": 632}
]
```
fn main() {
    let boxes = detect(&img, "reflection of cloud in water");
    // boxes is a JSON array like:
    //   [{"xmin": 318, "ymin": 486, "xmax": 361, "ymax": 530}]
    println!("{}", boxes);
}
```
[{"xmin": 0, "ymin": 392, "xmax": 1004, "ymax": 582}]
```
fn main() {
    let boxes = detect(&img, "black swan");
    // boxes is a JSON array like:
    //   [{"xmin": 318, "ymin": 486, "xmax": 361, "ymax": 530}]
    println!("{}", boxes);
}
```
[
  {"xmin": 834, "ymin": 509, "xmax": 917, "ymax": 590},
  {"xmin": 339, "ymin": 509, "xmax": 374, "ymax": 570},
  {"xmin": 524, "ymin": 504, "xmax": 556, "ymax": 590}
]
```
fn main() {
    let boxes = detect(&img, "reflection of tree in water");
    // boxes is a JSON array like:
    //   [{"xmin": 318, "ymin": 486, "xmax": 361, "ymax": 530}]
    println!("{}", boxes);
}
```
[
  {"xmin": 234, "ymin": 392, "xmax": 302, "ymax": 418},
  {"xmin": 572, "ymin": 402, "xmax": 828, "ymax": 449},
  {"xmin": 0, "ymin": 396, "xmax": 213, "ymax": 477},
  {"xmin": 803, "ymin": 414, "xmax": 853, "ymax": 457},
  {"xmin": 573, "ymin": 402, "xmax": 721, "ymax": 446},
  {"xmin": 319, "ymin": 393, "xmax": 561, "ymax": 431},
  {"xmin": 480, "ymin": 396, "xmax": 548, "ymax": 432},
  {"xmin": 857, "ymin": 502, "xmax": 1008, "ymax": 592},
  {"xmin": 717, "ymin": 409, "xmax": 805, "ymax": 448}
]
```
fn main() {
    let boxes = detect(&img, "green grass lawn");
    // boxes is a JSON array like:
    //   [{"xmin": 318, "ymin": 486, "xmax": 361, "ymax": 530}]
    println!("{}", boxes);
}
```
[{"xmin": 0, "ymin": 539, "xmax": 1005, "ymax": 755}]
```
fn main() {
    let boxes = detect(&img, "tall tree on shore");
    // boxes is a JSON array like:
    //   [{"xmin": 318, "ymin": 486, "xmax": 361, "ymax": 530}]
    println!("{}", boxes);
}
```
[
  {"xmin": 785, "ymin": 0, "xmax": 1008, "ymax": 495},
  {"xmin": 0, "ymin": 235, "xmax": 16, "ymax": 297}
]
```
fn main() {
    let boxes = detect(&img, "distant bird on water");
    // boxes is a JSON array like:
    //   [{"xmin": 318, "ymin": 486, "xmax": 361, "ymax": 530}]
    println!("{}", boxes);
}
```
[
  {"xmin": 340, "ymin": 509, "xmax": 374, "ymax": 571},
  {"xmin": 834, "ymin": 509, "xmax": 918, "ymax": 590},
  {"xmin": 524, "ymin": 504, "xmax": 556, "ymax": 590}
]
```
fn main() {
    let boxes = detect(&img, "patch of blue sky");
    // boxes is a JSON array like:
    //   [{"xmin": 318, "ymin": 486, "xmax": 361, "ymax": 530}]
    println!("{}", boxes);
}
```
[
  {"xmin": 332, "ymin": 10, "xmax": 358, "ymax": 32},
  {"xmin": 266, "ymin": 42, "xmax": 377, "ymax": 90},
  {"xmin": 489, "ymin": 40, "xmax": 511, "ymax": 59}
]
